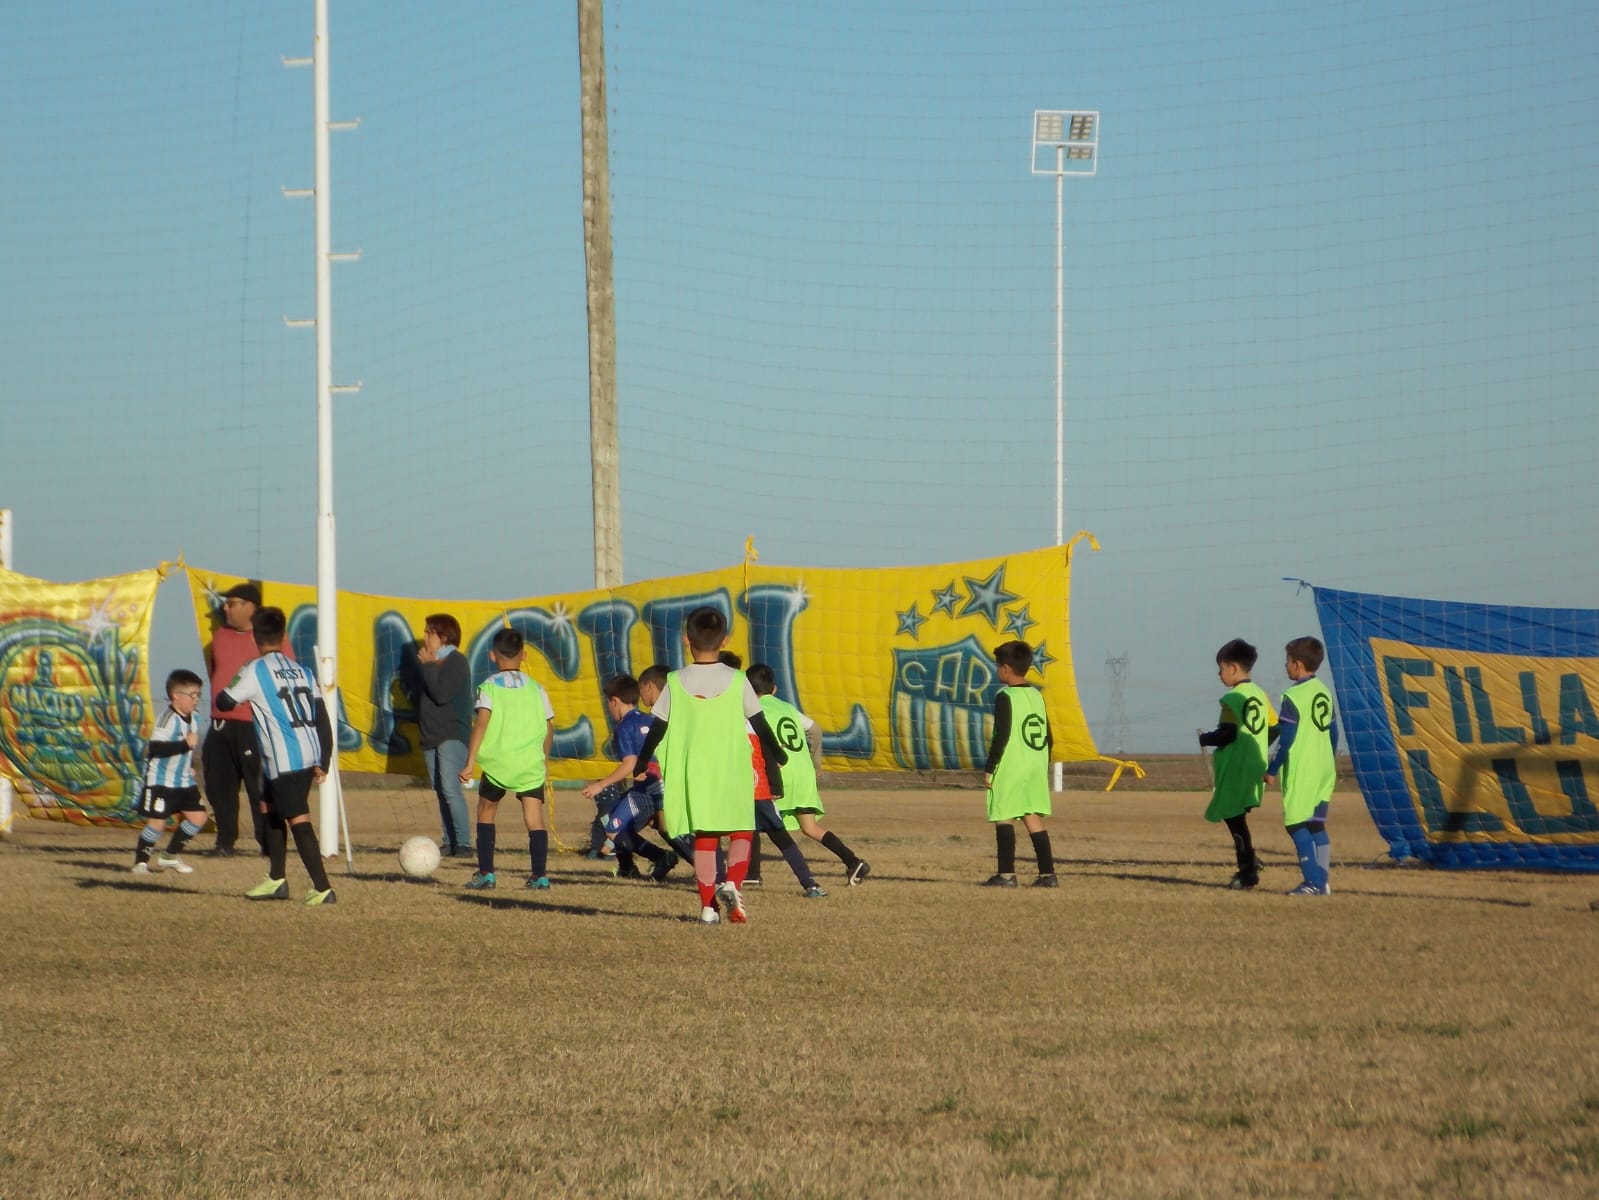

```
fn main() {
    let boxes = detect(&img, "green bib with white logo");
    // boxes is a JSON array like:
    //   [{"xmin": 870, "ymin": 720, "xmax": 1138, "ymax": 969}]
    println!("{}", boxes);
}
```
[
  {"xmin": 1281, "ymin": 676, "xmax": 1335, "ymax": 826},
  {"xmin": 1205, "ymin": 680, "xmax": 1270, "ymax": 822},
  {"xmin": 987, "ymin": 685, "xmax": 1051, "ymax": 822}
]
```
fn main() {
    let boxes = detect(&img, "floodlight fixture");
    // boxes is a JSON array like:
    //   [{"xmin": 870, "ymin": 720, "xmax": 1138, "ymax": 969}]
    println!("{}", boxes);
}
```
[{"xmin": 1032, "ymin": 108, "xmax": 1099, "ymax": 177}]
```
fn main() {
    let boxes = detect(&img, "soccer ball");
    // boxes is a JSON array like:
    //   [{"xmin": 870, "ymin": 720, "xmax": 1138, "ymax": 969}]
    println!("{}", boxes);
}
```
[{"xmin": 398, "ymin": 836, "xmax": 441, "ymax": 880}]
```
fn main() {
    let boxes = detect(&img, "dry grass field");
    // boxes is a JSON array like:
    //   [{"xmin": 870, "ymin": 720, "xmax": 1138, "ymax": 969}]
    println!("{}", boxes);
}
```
[{"xmin": 3, "ymin": 782, "xmax": 1596, "ymax": 1199}]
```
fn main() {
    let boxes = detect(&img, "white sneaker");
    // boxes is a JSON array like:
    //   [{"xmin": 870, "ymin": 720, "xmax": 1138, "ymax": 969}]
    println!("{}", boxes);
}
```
[
  {"xmin": 715, "ymin": 881, "xmax": 748, "ymax": 924},
  {"xmin": 156, "ymin": 854, "xmax": 194, "ymax": 875},
  {"xmin": 131, "ymin": 861, "xmax": 151, "ymax": 875},
  {"xmin": 699, "ymin": 905, "xmax": 721, "ymax": 925}
]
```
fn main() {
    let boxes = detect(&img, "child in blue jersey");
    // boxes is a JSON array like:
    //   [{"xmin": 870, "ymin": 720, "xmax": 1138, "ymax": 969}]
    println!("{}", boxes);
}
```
[
  {"xmin": 130, "ymin": 669, "xmax": 208, "ymax": 875},
  {"xmin": 459, "ymin": 627, "xmax": 556, "ymax": 891},
  {"xmin": 582, "ymin": 674, "xmax": 677, "ymax": 882},
  {"xmin": 216, "ymin": 607, "xmax": 338, "ymax": 905}
]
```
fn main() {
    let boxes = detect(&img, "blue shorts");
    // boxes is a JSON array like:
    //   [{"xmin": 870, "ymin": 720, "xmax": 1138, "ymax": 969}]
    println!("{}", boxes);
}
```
[
  {"xmin": 603, "ymin": 785, "xmax": 661, "ymax": 838},
  {"xmin": 755, "ymin": 799, "xmax": 786, "ymax": 833}
]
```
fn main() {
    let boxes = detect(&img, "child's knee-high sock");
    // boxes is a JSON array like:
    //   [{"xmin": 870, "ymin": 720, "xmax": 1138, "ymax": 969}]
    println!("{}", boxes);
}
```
[
  {"xmin": 767, "ymin": 828, "xmax": 817, "ymax": 890},
  {"xmin": 264, "ymin": 812, "xmax": 289, "ymax": 880},
  {"xmin": 693, "ymin": 836, "xmax": 719, "ymax": 908},
  {"xmin": 746, "ymin": 833, "xmax": 763, "ymax": 882},
  {"xmin": 1029, "ymin": 829, "xmax": 1055, "ymax": 876},
  {"xmin": 670, "ymin": 833, "xmax": 696, "ymax": 862},
  {"xmin": 477, "ymin": 823, "xmax": 496, "ymax": 875},
  {"xmin": 627, "ymin": 832, "xmax": 664, "ymax": 864},
  {"xmin": 726, "ymin": 832, "xmax": 753, "ymax": 887},
  {"xmin": 1289, "ymin": 824, "xmax": 1317, "ymax": 886},
  {"xmin": 135, "ymin": 825, "xmax": 160, "ymax": 865},
  {"xmin": 995, "ymin": 823, "xmax": 1017, "ymax": 874},
  {"xmin": 167, "ymin": 818, "xmax": 203, "ymax": 856},
  {"xmin": 527, "ymin": 829, "xmax": 549, "ymax": 880},
  {"xmin": 1310, "ymin": 824, "xmax": 1331, "ymax": 889},
  {"xmin": 290, "ymin": 822, "xmax": 331, "ymax": 891},
  {"xmin": 820, "ymin": 829, "xmax": 859, "ymax": 869},
  {"xmin": 1224, "ymin": 814, "xmax": 1256, "ymax": 880}
]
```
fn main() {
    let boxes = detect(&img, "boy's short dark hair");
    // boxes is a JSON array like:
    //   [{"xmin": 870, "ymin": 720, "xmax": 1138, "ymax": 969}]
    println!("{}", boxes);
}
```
[
  {"xmin": 717, "ymin": 650, "xmax": 742, "ymax": 669},
  {"xmin": 746, "ymin": 663, "xmax": 777, "ymax": 695},
  {"xmin": 993, "ymin": 641, "xmax": 1034, "ymax": 675},
  {"xmin": 638, "ymin": 664, "xmax": 669, "ymax": 691},
  {"xmin": 166, "ymin": 668, "xmax": 204, "ymax": 696},
  {"xmin": 425, "ymin": 613, "xmax": 462, "ymax": 647},
  {"xmin": 1216, "ymin": 638, "xmax": 1258, "ymax": 671},
  {"xmin": 604, "ymin": 674, "xmax": 640, "ymax": 706},
  {"xmin": 251, "ymin": 606, "xmax": 288, "ymax": 646},
  {"xmin": 684, "ymin": 606, "xmax": 728, "ymax": 653},
  {"xmin": 492, "ymin": 627, "xmax": 525, "ymax": 660},
  {"xmin": 1286, "ymin": 635, "xmax": 1325, "ymax": 673}
]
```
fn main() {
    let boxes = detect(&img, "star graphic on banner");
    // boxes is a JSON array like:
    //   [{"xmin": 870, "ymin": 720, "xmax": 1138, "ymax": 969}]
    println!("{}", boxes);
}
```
[
  {"xmin": 550, "ymin": 601, "xmax": 573, "ymax": 633},
  {"xmin": 1002, "ymin": 603, "xmax": 1036, "ymax": 640},
  {"xmin": 957, "ymin": 565, "xmax": 1019, "ymax": 628},
  {"xmin": 895, "ymin": 602, "xmax": 927, "ymax": 640},
  {"xmin": 1031, "ymin": 641, "xmax": 1057, "ymax": 676},
  {"xmin": 78, "ymin": 598, "xmax": 117, "ymax": 644},
  {"xmin": 930, "ymin": 581, "xmax": 961, "ymax": 617}
]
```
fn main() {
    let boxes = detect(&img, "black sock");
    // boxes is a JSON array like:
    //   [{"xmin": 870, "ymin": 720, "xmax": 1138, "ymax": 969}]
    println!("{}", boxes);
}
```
[
  {"xmin": 168, "ymin": 818, "xmax": 202, "ymax": 856},
  {"xmin": 768, "ymin": 828, "xmax": 817, "ymax": 890},
  {"xmin": 629, "ymin": 835, "xmax": 664, "ymax": 864},
  {"xmin": 290, "ymin": 822, "xmax": 331, "ymax": 891},
  {"xmin": 820, "ymin": 829, "xmax": 857, "ymax": 868},
  {"xmin": 670, "ymin": 834, "xmax": 695, "ymax": 861},
  {"xmin": 527, "ymin": 829, "xmax": 548, "ymax": 880},
  {"xmin": 265, "ymin": 814, "xmax": 288, "ymax": 879},
  {"xmin": 1030, "ymin": 829, "xmax": 1054, "ymax": 876},
  {"xmin": 1225, "ymin": 815, "xmax": 1256, "ymax": 879},
  {"xmin": 588, "ymin": 815, "xmax": 606, "ymax": 854},
  {"xmin": 135, "ymin": 826, "xmax": 160, "ymax": 865},
  {"xmin": 746, "ymin": 833, "xmax": 763, "ymax": 882},
  {"xmin": 477, "ymin": 823, "xmax": 496, "ymax": 875},
  {"xmin": 995, "ymin": 823, "xmax": 1016, "ymax": 875}
]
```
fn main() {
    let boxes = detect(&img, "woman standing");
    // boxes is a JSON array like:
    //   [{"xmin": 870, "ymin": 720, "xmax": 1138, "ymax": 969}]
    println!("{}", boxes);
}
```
[{"xmin": 417, "ymin": 614, "xmax": 475, "ymax": 857}]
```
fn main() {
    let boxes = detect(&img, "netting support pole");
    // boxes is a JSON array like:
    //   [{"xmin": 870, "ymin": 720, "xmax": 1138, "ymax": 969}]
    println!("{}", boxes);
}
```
[
  {"xmin": 0, "ymin": 508, "xmax": 13, "ymax": 830},
  {"xmin": 1054, "ymin": 145, "xmax": 1065, "ymax": 547},
  {"xmin": 579, "ymin": 0, "xmax": 623, "ymax": 590}
]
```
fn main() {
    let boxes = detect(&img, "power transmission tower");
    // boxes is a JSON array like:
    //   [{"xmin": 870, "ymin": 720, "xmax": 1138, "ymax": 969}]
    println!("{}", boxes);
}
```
[{"xmin": 1104, "ymin": 652, "xmax": 1130, "ymax": 755}]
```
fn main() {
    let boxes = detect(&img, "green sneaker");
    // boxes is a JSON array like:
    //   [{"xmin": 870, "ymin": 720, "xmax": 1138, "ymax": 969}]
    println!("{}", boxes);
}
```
[
  {"xmin": 245, "ymin": 877, "xmax": 288, "ymax": 900},
  {"xmin": 304, "ymin": 887, "xmax": 337, "ymax": 906},
  {"xmin": 463, "ymin": 871, "xmax": 496, "ymax": 890},
  {"xmin": 525, "ymin": 875, "xmax": 551, "ymax": 890}
]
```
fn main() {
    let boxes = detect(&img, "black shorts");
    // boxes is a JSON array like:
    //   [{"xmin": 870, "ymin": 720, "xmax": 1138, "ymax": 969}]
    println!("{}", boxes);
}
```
[
  {"xmin": 480, "ymin": 778, "xmax": 546, "ymax": 803},
  {"xmin": 263, "ymin": 770, "xmax": 316, "ymax": 820},
  {"xmin": 137, "ymin": 785, "xmax": 203, "ymax": 820}
]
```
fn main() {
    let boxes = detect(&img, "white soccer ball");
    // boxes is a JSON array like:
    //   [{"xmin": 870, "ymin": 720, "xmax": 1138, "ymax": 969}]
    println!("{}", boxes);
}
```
[{"xmin": 399, "ymin": 836, "xmax": 442, "ymax": 879}]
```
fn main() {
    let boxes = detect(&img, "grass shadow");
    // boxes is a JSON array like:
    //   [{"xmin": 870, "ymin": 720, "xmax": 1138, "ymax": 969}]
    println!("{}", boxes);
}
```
[
  {"xmin": 74, "ymin": 877, "xmax": 199, "ymax": 895},
  {"xmin": 450, "ymin": 892, "xmax": 695, "ymax": 923}
]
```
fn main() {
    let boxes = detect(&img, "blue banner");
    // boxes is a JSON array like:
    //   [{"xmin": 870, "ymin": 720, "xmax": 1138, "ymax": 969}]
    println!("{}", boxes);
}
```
[{"xmin": 1311, "ymin": 586, "xmax": 1599, "ymax": 871}]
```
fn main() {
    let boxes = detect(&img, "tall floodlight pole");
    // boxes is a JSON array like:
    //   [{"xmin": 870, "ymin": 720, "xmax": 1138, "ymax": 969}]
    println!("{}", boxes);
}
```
[
  {"xmin": 285, "ymin": 0, "xmax": 361, "ymax": 853},
  {"xmin": 1030, "ymin": 110, "xmax": 1098, "ymax": 545},
  {"xmin": 578, "ymin": 0, "xmax": 622, "ymax": 589}
]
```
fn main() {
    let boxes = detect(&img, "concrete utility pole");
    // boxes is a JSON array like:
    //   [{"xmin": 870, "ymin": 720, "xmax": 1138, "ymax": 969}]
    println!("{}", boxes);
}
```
[{"xmin": 578, "ymin": 0, "xmax": 622, "ymax": 589}]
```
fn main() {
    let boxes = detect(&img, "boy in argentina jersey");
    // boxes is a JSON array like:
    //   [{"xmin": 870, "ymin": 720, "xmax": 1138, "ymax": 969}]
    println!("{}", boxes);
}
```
[
  {"xmin": 1197, "ymin": 638, "xmax": 1277, "ymax": 890},
  {"xmin": 217, "ymin": 607, "xmax": 338, "ymax": 905},
  {"xmin": 1265, "ymin": 636, "xmax": 1339, "ymax": 896},
  {"xmin": 982, "ymin": 641, "xmax": 1058, "ymax": 889},
  {"xmin": 130, "ymin": 669, "xmax": 209, "ymax": 875}
]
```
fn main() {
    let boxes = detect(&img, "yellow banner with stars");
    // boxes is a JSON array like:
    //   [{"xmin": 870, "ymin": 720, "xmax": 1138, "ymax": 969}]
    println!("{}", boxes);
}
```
[{"xmin": 187, "ymin": 540, "xmax": 1132, "ymax": 784}]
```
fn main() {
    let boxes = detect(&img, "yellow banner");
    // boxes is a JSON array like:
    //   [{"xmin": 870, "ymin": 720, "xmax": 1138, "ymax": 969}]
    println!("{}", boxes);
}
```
[
  {"xmin": 1372, "ymin": 636, "xmax": 1599, "ymax": 844},
  {"xmin": 189, "ymin": 541, "xmax": 1125, "ymax": 782},
  {"xmin": 0, "ymin": 567, "xmax": 161, "ymax": 825}
]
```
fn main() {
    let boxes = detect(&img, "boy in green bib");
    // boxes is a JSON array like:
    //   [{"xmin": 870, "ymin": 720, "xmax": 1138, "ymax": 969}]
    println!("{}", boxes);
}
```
[
  {"xmin": 1197, "ymin": 638, "xmax": 1276, "ymax": 889},
  {"xmin": 981, "ymin": 641, "xmax": 1057, "ymax": 888},
  {"xmin": 1264, "ymin": 636, "xmax": 1338, "ymax": 896},
  {"xmin": 458, "ymin": 627, "xmax": 556, "ymax": 890},
  {"xmin": 632, "ymin": 608, "xmax": 786, "ymax": 924}
]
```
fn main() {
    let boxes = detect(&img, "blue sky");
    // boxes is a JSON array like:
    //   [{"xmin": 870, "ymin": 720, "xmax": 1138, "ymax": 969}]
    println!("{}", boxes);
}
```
[{"xmin": 2, "ymin": 1, "xmax": 1595, "ymax": 751}]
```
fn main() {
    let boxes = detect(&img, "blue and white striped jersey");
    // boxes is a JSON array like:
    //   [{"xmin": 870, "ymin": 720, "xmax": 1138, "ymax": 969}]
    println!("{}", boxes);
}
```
[
  {"xmin": 143, "ymin": 707, "xmax": 197, "ymax": 788},
  {"xmin": 222, "ymin": 652, "xmax": 327, "ymax": 779}
]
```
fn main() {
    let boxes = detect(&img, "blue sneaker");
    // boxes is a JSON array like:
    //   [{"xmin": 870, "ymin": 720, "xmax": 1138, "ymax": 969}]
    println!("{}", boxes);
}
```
[
  {"xmin": 525, "ymin": 875, "xmax": 551, "ymax": 890},
  {"xmin": 464, "ymin": 872, "xmax": 497, "ymax": 890},
  {"xmin": 803, "ymin": 885, "xmax": 828, "ymax": 899}
]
